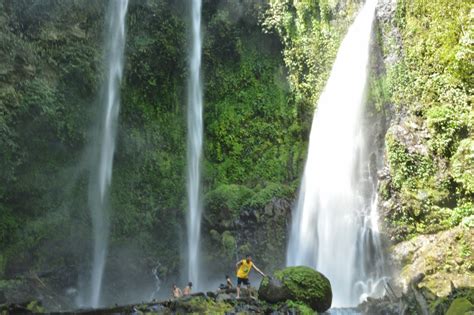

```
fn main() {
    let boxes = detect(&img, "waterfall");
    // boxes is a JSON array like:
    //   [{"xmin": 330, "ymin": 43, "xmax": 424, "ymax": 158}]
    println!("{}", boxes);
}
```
[
  {"xmin": 86, "ymin": 0, "xmax": 129, "ymax": 307},
  {"xmin": 286, "ymin": 0, "xmax": 386, "ymax": 307},
  {"xmin": 148, "ymin": 264, "xmax": 162, "ymax": 301},
  {"xmin": 186, "ymin": 0, "xmax": 204, "ymax": 289}
]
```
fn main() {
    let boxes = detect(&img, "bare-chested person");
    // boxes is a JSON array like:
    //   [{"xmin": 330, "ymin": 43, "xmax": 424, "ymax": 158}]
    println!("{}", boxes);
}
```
[
  {"xmin": 183, "ymin": 282, "xmax": 193, "ymax": 296},
  {"xmin": 172, "ymin": 284, "xmax": 182, "ymax": 298}
]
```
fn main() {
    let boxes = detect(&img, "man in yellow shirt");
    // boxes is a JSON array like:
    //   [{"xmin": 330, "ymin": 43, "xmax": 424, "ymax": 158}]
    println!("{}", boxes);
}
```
[{"xmin": 235, "ymin": 254, "xmax": 266, "ymax": 298}]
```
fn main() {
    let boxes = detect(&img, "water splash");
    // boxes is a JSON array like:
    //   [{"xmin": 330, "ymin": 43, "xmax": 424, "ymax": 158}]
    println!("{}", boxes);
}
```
[
  {"xmin": 86, "ymin": 0, "xmax": 129, "ymax": 307},
  {"xmin": 186, "ymin": 0, "xmax": 203, "ymax": 289},
  {"xmin": 286, "ymin": 0, "xmax": 386, "ymax": 307}
]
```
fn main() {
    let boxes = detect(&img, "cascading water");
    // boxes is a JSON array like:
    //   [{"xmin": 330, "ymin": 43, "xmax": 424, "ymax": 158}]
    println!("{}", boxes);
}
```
[
  {"xmin": 148, "ymin": 264, "xmax": 162, "ymax": 301},
  {"xmin": 286, "ymin": 0, "xmax": 386, "ymax": 307},
  {"xmin": 186, "ymin": 0, "xmax": 204, "ymax": 289},
  {"xmin": 86, "ymin": 0, "xmax": 129, "ymax": 308}
]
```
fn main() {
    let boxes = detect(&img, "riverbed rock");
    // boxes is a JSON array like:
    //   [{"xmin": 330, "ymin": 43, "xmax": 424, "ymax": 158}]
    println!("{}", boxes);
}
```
[{"xmin": 258, "ymin": 266, "xmax": 332, "ymax": 312}]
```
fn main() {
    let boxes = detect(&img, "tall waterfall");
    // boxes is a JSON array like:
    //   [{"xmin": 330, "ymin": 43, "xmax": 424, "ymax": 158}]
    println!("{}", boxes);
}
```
[
  {"xmin": 86, "ymin": 0, "xmax": 129, "ymax": 307},
  {"xmin": 286, "ymin": 0, "xmax": 386, "ymax": 307},
  {"xmin": 186, "ymin": 0, "xmax": 204, "ymax": 289}
]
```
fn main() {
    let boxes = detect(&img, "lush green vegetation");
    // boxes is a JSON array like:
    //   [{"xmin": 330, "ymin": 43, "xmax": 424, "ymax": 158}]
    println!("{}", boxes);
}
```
[
  {"xmin": 0, "ymin": 0, "xmax": 356, "ymax": 286},
  {"xmin": 0, "ymin": 0, "xmax": 105, "ymax": 278},
  {"xmin": 0, "ymin": 0, "xmax": 472, "ymax": 307},
  {"xmin": 262, "ymin": 0, "xmax": 359, "ymax": 136},
  {"xmin": 380, "ymin": 0, "xmax": 473, "ymax": 241}
]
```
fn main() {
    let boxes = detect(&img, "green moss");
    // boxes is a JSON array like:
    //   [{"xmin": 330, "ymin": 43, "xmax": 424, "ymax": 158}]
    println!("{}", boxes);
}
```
[
  {"xmin": 446, "ymin": 297, "xmax": 473, "ymax": 315},
  {"xmin": 384, "ymin": 122, "xmax": 474, "ymax": 238},
  {"xmin": 26, "ymin": 301, "xmax": 45, "ymax": 313},
  {"xmin": 262, "ymin": 0, "xmax": 359, "ymax": 113},
  {"xmin": 367, "ymin": 72, "xmax": 390, "ymax": 112},
  {"xmin": 275, "ymin": 266, "xmax": 331, "ymax": 310},
  {"xmin": 381, "ymin": 0, "xmax": 473, "ymax": 241},
  {"xmin": 449, "ymin": 202, "xmax": 474, "ymax": 227},
  {"xmin": 244, "ymin": 182, "xmax": 292, "ymax": 209},
  {"xmin": 238, "ymin": 243, "xmax": 252, "ymax": 257},
  {"xmin": 221, "ymin": 231, "xmax": 236, "ymax": 257},
  {"xmin": 451, "ymin": 138, "xmax": 474, "ymax": 194},
  {"xmin": 426, "ymin": 105, "xmax": 468, "ymax": 157},
  {"xmin": 204, "ymin": 184, "xmax": 254, "ymax": 227},
  {"xmin": 285, "ymin": 300, "xmax": 315, "ymax": 315},
  {"xmin": 386, "ymin": 133, "xmax": 435, "ymax": 190},
  {"xmin": 175, "ymin": 297, "xmax": 233, "ymax": 314}
]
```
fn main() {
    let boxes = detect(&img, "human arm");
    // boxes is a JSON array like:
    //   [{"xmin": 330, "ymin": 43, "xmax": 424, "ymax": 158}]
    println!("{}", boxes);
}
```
[
  {"xmin": 252, "ymin": 264, "xmax": 266, "ymax": 277},
  {"xmin": 235, "ymin": 260, "xmax": 243, "ymax": 269}
]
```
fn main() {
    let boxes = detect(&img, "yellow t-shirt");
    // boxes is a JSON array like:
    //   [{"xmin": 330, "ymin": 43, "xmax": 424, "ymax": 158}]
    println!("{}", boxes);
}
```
[{"xmin": 237, "ymin": 259, "xmax": 253, "ymax": 279}]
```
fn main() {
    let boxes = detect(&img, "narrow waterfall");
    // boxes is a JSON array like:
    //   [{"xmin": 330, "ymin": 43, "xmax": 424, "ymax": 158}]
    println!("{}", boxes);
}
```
[
  {"xmin": 87, "ymin": 0, "xmax": 129, "ymax": 307},
  {"xmin": 286, "ymin": 0, "xmax": 386, "ymax": 307},
  {"xmin": 186, "ymin": 0, "xmax": 204, "ymax": 289}
]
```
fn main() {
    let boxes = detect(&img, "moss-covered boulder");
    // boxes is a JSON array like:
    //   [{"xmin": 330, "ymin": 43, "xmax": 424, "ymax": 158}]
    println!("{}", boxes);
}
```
[{"xmin": 258, "ymin": 266, "xmax": 332, "ymax": 312}]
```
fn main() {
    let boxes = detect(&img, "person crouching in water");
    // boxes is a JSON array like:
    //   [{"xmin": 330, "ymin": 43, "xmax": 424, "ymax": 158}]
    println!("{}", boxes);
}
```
[{"xmin": 235, "ymin": 254, "xmax": 265, "ymax": 298}]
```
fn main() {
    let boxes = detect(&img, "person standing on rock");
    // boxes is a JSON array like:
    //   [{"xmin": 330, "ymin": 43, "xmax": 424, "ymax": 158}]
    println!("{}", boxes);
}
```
[{"xmin": 235, "ymin": 254, "xmax": 266, "ymax": 298}]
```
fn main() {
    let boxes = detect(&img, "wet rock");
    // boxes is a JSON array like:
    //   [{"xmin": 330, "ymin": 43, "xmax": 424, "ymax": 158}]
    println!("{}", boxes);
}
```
[
  {"xmin": 357, "ymin": 296, "xmax": 400, "ymax": 315},
  {"xmin": 190, "ymin": 292, "xmax": 206, "ymax": 298},
  {"xmin": 218, "ymin": 287, "xmax": 237, "ymax": 294},
  {"xmin": 376, "ymin": 0, "xmax": 403, "ymax": 66},
  {"xmin": 0, "ymin": 291, "xmax": 6, "ymax": 304},
  {"xmin": 233, "ymin": 302, "xmax": 260, "ymax": 313},
  {"xmin": 258, "ymin": 276, "xmax": 290, "ymax": 303},
  {"xmin": 216, "ymin": 293, "xmax": 232, "ymax": 303},
  {"xmin": 391, "ymin": 224, "xmax": 474, "ymax": 296}
]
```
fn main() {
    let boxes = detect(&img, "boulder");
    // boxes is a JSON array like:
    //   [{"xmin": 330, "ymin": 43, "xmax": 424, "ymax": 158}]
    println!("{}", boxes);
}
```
[
  {"xmin": 258, "ymin": 276, "xmax": 290, "ymax": 303},
  {"xmin": 258, "ymin": 266, "xmax": 332, "ymax": 312}
]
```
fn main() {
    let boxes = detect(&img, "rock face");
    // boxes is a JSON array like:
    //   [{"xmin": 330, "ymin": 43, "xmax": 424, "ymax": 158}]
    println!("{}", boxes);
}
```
[
  {"xmin": 391, "ymin": 224, "xmax": 474, "ymax": 297},
  {"xmin": 201, "ymin": 193, "xmax": 292, "ymax": 278},
  {"xmin": 258, "ymin": 266, "xmax": 332, "ymax": 312}
]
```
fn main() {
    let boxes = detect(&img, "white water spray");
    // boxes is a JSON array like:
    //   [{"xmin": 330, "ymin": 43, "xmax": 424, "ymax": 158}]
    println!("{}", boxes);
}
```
[
  {"xmin": 86, "ymin": 0, "xmax": 128, "ymax": 308},
  {"xmin": 186, "ymin": 0, "xmax": 203, "ymax": 289},
  {"xmin": 287, "ymin": 0, "xmax": 386, "ymax": 307}
]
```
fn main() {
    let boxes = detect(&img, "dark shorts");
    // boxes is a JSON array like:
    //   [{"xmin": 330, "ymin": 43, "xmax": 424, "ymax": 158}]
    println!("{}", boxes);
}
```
[{"xmin": 237, "ymin": 277, "xmax": 250, "ymax": 286}]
